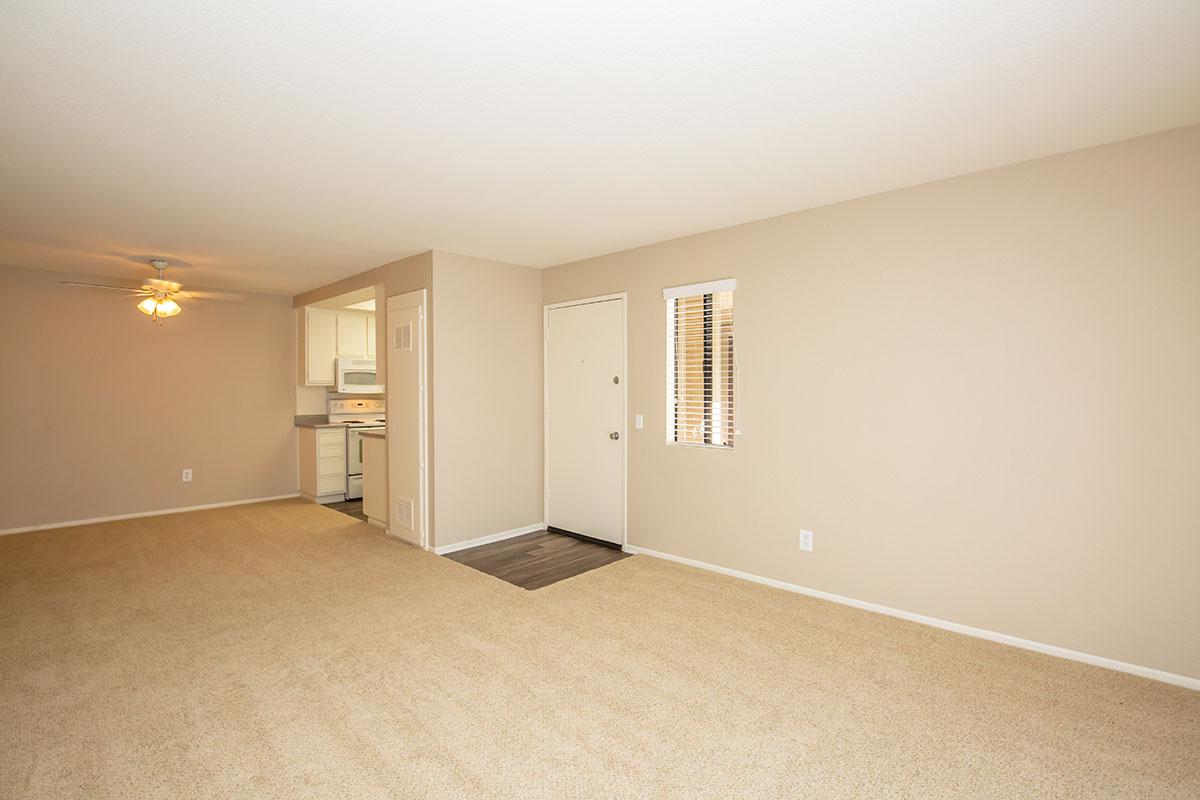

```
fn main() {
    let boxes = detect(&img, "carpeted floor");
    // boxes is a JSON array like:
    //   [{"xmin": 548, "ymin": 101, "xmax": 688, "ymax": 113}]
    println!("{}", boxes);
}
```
[{"xmin": 1, "ymin": 499, "xmax": 1197, "ymax": 799}]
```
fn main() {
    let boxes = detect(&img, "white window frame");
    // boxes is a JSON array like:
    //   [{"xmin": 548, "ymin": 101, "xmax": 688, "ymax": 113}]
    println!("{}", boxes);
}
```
[{"xmin": 663, "ymin": 278, "xmax": 737, "ymax": 450}]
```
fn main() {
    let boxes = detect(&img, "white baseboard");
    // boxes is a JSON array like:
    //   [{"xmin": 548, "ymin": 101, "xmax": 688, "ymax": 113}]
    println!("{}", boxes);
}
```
[
  {"xmin": 434, "ymin": 522, "xmax": 544, "ymax": 555},
  {"xmin": 299, "ymin": 491, "xmax": 345, "ymax": 505},
  {"xmin": 0, "ymin": 494, "xmax": 301, "ymax": 537},
  {"xmin": 624, "ymin": 544, "xmax": 1200, "ymax": 692}
]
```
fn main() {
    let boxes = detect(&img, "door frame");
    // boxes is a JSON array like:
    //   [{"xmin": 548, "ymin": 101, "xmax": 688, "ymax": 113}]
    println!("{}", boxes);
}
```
[
  {"xmin": 386, "ymin": 289, "xmax": 431, "ymax": 550},
  {"xmin": 543, "ymin": 292, "xmax": 628, "ymax": 550}
]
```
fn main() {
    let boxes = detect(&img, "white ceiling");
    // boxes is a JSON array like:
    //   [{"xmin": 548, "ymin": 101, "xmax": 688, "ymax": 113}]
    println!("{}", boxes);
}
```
[{"xmin": 2, "ymin": 1, "xmax": 1198, "ymax": 295}]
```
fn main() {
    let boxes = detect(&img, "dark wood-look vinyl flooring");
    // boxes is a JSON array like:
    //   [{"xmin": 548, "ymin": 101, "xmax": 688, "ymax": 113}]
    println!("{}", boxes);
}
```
[
  {"xmin": 445, "ymin": 530, "xmax": 629, "ymax": 590},
  {"xmin": 327, "ymin": 498, "xmax": 368, "ymax": 523}
]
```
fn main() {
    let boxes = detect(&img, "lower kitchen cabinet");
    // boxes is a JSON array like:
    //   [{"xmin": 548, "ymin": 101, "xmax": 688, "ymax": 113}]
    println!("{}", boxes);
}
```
[{"xmin": 299, "ymin": 426, "xmax": 346, "ymax": 503}]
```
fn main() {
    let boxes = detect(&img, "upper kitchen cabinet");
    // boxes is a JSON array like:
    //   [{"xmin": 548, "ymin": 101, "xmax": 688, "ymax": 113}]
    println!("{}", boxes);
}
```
[
  {"xmin": 302, "ymin": 308, "xmax": 378, "ymax": 386},
  {"xmin": 336, "ymin": 311, "xmax": 369, "ymax": 358},
  {"xmin": 304, "ymin": 307, "xmax": 338, "ymax": 386}
]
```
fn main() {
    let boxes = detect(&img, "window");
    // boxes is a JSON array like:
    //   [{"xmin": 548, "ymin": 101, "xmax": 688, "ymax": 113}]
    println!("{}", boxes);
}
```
[{"xmin": 664, "ymin": 279, "xmax": 736, "ymax": 448}]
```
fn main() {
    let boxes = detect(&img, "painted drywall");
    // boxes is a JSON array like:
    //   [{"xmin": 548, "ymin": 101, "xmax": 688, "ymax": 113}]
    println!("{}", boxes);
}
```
[
  {"xmin": 296, "ymin": 383, "xmax": 326, "ymax": 416},
  {"xmin": 293, "ymin": 250, "xmax": 435, "ymax": 389},
  {"xmin": 292, "ymin": 251, "xmax": 436, "ymax": 536},
  {"xmin": 0, "ymin": 265, "xmax": 297, "ymax": 530},
  {"xmin": 541, "ymin": 125, "xmax": 1200, "ymax": 680},
  {"xmin": 292, "ymin": 250, "xmax": 542, "ymax": 548},
  {"xmin": 431, "ymin": 252, "xmax": 544, "ymax": 547}
]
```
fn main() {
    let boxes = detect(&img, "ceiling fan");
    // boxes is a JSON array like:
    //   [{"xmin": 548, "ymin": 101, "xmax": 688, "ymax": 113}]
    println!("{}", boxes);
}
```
[{"xmin": 60, "ymin": 259, "xmax": 238, "ymax": 322}]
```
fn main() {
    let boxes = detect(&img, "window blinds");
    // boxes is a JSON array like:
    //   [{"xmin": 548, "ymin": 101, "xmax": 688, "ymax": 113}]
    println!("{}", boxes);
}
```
[{"xmin": 665, "ymin": 281, "xmax": 735, "ymax": 447}]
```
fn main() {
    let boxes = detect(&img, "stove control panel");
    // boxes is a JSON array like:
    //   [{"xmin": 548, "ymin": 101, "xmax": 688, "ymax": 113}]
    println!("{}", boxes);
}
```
[{"xmin": 328, "ymin": 397, "xmax": 386, "ymax": 417}]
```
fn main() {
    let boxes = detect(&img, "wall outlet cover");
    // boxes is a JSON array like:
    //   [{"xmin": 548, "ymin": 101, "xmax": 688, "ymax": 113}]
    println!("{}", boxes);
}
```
[
  {"xmin": 182, "ymin": 469, "xmax": 193, "ymax": 483},
  {"xmin": 799, "ymin": 529, "xmax": 813, "ymax": 552}
]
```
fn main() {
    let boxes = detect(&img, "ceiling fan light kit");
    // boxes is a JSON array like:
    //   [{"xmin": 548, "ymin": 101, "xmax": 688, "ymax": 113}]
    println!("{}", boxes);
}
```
[
  {"xmin": 58, "ymin": 257, "xmax": 230, "ymax": 323},
  {"xmin": 136, "ymin": 295, "xmax": 182, "ymax": 320}
]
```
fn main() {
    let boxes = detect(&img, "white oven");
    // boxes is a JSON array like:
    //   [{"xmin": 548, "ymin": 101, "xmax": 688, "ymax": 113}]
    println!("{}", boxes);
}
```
[
  {"xmin": 345, "ymin": 425, "xmax": 383, "ymax": 499},
  {"xmin": 335, "ymin": 357, "xmax": 382, "ymax": 394},
  {"xmin": 327, "ymin": 397, "xmax": 387, "ymax": 501}
]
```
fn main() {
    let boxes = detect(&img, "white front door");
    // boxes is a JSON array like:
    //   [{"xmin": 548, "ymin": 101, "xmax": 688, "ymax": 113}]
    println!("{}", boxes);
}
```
[
  {"xmin": 546, "ymin": 297, "xmax": 625, "ymax": 545},
  {"xmin": 386, "ymin": 291, "xmax": 428, "ymax": 548}
]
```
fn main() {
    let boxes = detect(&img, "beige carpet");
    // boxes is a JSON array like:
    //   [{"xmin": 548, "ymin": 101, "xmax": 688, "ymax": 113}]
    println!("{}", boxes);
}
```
[{"xmin": 2, "ymin": 499, "xmax": 1197, "ymax": 799}]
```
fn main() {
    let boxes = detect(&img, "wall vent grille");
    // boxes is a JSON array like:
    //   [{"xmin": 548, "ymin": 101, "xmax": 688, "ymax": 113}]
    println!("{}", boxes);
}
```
[
  {"xmin": 394, "ymin": 497, "xmax": 415, "ymax": 530},
  {"xmin": 394, "ymin": 323, "xmax": 413, "ymax": 352}
]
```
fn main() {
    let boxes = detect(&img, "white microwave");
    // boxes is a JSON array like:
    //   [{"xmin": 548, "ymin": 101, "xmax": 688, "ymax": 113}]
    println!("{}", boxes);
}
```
[{"xmin": 335, "ymin": 357, "xmax": 383, "ymax": 394}]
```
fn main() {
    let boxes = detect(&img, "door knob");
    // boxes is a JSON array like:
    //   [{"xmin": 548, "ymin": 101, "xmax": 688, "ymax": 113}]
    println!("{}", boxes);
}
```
[{"xmin": 610, "ymin": 431, "xmax": 620, "ymax": 440}]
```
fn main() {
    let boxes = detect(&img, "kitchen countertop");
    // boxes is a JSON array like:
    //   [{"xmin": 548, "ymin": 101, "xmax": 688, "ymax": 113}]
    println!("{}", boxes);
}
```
[
  {"xmin": 294, "ymin": 415, "xmax": 347, "ymax": 428},
  {"xmin": 359, "ymin": 429, "xmax": 386, "ymax": 439}
]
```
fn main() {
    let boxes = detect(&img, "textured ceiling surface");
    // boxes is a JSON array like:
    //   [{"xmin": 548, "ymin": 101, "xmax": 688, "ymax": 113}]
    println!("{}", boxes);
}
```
[{"xmin": 2, "ymin": 1, "xmax": 1198, "ymax": 294}]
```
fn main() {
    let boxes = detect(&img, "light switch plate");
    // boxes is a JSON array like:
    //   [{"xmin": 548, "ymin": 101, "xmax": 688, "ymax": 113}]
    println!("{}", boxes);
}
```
[{"xmin": 635, "ymin": 414, "xmax": 644, "ymax": 430}]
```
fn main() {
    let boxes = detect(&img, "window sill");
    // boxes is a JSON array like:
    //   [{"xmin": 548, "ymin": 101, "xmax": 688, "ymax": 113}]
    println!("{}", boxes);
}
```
[{"xmin": 666, "ymin": 441, "xmax": 735, "ymax": 451}]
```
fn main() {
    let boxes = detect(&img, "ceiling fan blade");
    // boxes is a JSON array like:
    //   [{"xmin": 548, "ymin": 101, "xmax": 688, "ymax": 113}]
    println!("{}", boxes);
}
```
[
  {"xmin": 60, "ymin": 280, "xmax": 151, "ymax": 294},
  {"xmin": 180, "ymin": 289, "xmax": 246, "ymax": 302}
]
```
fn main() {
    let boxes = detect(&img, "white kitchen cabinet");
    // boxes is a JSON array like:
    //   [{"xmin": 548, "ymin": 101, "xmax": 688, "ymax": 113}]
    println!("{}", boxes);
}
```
[
  {"xmin": 304, "ymin": 308, "xmax": 338, "ymax": 386},
  {"xmin": 302, "ymin": 308, "xmax": 376, "ymax": 387},
  {"xmin": 337, "ymin": 311, "xmax": 369, "ymax": 358},
  {"xmin": 299, "ymin": 426, "xmax": 346, "ymax": 503}
]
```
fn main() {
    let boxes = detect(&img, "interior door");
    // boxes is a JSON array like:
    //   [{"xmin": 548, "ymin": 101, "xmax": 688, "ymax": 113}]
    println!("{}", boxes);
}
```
[
  {"xmin": 386, "ymin": 292, "xmax": 427, "ymax": 547},
  {"xmin": 546, "ymin": 297, "xmax": 625, "ymax": 545}
]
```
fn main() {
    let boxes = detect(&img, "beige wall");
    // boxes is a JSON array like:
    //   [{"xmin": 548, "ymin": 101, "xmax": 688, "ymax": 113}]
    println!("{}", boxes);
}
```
[
  {"xmin": 432, "ymin": 252, "xmax": 544, "ymax": 547},
  {"xmin": 293, "ymin": 251, "xmax": 436, "ymax": 530},
  {"xmin": 292, "ymin": 249, "xmax": 543, "ymax": 548},
  {"xmin": 295, "ymin": 382, "xmax": 327, "ymax": 416},
  {"xmin": 292, "ymin": 252, "xmax": 434, "ymax": 306},
  {"xmin": 0, "ymin": 265, "xmax": 298, "ymax": 530},
  {"xmin": 542, "ymin": 125, "xmax": 1200, "ymax": 679},
  {"xmin": 293, "ymin": 250, "xmax": 435, "ymax": 390}
]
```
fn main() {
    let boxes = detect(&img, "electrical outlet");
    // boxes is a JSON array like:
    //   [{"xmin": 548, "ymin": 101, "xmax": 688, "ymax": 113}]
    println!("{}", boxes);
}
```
[
  {"xmin": 635, "ymin": 414, "xmax": 644, "ymax": 430},
  {"xmin": 798, "ymin": 529, "xmax": 813, "ymax": 552},
  {"xmin": 182, "ymin": 469, "xmax": 192, "ymax": 483}
]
